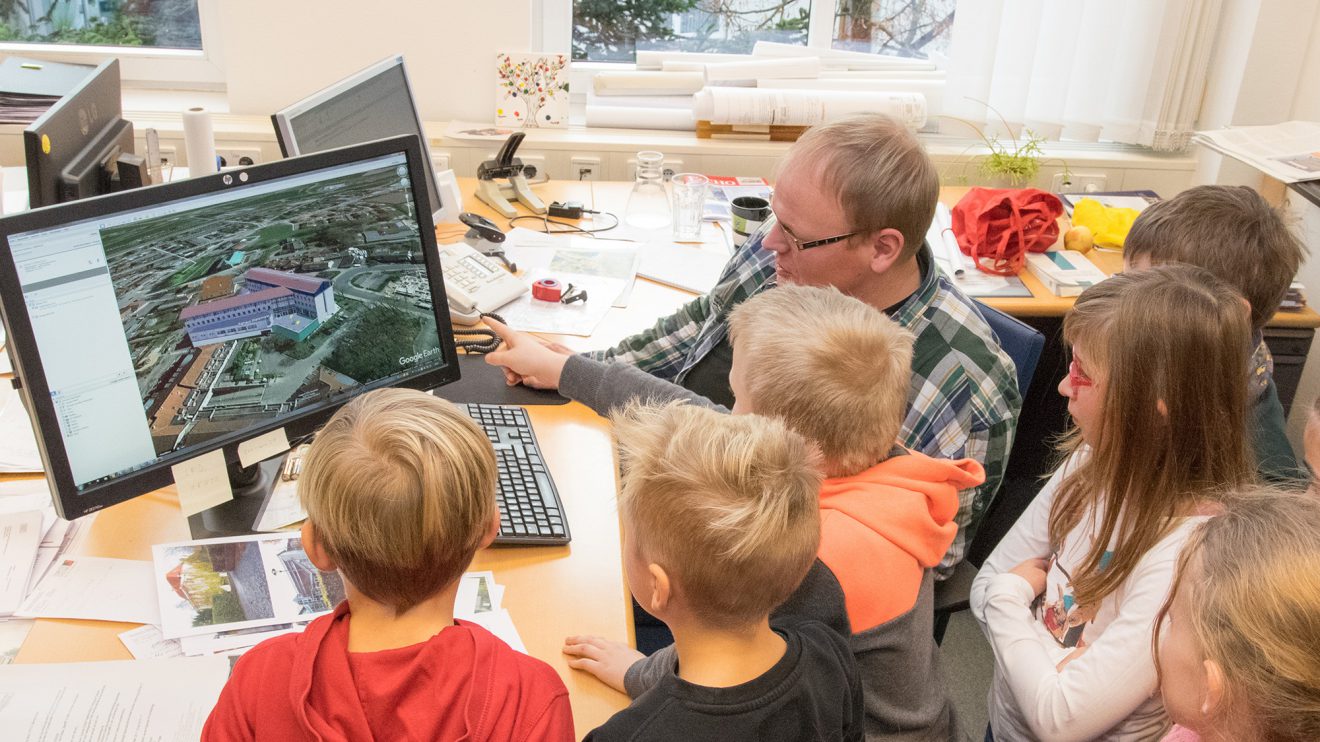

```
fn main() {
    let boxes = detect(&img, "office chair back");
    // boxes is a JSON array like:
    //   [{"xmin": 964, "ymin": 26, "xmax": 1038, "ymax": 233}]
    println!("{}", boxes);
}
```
[{"xmin": 933, "ymin": 301, "xmax": 1045, "ymax": 643}]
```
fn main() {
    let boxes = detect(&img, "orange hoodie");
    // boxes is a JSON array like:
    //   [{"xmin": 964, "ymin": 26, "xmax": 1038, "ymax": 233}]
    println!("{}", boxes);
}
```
[{"xmin": 817, "ymin": 450, "xmax": 984, "ymax": 632}]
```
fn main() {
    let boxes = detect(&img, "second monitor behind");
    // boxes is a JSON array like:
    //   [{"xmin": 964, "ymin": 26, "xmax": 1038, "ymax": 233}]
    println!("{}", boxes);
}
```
[{"xmin": 271, "ymin": 55, "xmax": 443, "ymax": 222}]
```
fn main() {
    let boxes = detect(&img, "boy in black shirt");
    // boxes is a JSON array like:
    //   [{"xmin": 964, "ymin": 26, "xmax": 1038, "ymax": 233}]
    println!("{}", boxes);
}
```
[{"xmin": 570, "ymin": 403, "xmax": 863, "ymax": 741}]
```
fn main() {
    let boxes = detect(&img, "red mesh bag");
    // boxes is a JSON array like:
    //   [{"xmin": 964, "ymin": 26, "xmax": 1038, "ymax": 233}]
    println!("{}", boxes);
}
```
[{"xmin": 951, "ymin": 187, "xmax": 1064, "ymax": 276}]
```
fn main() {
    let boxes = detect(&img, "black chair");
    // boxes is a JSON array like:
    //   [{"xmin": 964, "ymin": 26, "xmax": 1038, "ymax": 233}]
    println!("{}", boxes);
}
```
[{"xmin": 933, "ymin": 301, "xmax": 1045, "ymax": 643}]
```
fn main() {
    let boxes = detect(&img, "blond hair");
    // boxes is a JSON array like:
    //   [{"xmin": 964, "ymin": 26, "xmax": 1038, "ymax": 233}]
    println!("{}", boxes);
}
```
[
  {"xmin": 728, "ymin": 284, "xmax": 913, "ymax": 477},
  {"xmin": 780, "ymin": 113, "xmax": 939, "ymax": 259},
  {"xmin": 1052, "ymin": 264, "xmax": 1255, "ymax": 609},
  {"xmin": 1124, "ymin": 185, "xmax": 1306, "ymax": 332},
  {"xmin": 1154, "ymin": 488, "xmax": 1320, "ymax": 741},
  {"xmin": 300, "ymin": 388, "xmax": 496, "ymax": 612},
  {"xmin": 612, "ymin": 402, "xmax": 822, "ymax": 628}
]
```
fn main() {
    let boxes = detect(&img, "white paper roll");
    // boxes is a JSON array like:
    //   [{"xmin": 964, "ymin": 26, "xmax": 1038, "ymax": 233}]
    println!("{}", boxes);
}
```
[
  {"xmin": 755, "ymin": 79, "xmax": 944, "ymax": 118},
  {"xmin": 585, "ymin": 105, "xmax": 696, "ymax": 131},
  {"xmin": 592, "ymin": 71, "xmax": 705, "ymax": 96},
  {"xmin": 586, "ymin": 92, "xmax": 696, "ymax": 110},
  {"xmin": 182, "ymin": 107, "xmax": 217, "ymax": 175},
  {"xmin": 694, "ymin": 88, "xmax": 927, "ymax": 130},
  {"xmin": 704, "ymin": 57, "xmax": 821, "ymax": 82}
]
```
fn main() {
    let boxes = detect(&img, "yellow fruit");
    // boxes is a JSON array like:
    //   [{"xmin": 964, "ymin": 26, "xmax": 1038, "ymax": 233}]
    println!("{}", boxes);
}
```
[{"xmin": 1064, "ymin": 225, "xmax": 1094, "ymax": 253}]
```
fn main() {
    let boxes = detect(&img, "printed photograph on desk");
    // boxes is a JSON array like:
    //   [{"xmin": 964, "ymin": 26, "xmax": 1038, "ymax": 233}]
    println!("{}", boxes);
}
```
[
  {"xmin": 495, "ymin": 52, "xmax": 569, "ymax": 128},
  {"xmin": 152, "ymin": 533, "xmax": 346, "ymax": 639}
]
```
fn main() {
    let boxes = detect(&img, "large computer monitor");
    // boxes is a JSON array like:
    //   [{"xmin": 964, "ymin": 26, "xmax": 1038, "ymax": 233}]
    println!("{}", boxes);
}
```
[
  {"xmin": 0, "ymin": 135, "xmax": 459, "ymax": 523},
  {"xmin": 272, "ymin": 55, "xmax": 443, "ymax": 221},
  {"xmin": 23, "ymin": 59, "xmax": 141, "ymax": 209}
]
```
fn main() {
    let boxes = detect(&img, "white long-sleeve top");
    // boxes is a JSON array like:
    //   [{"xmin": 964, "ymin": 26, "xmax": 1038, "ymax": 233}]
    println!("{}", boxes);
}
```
[{"xmin": 970, "ymin": 449, "xmax": 1207, "ymax": 742}]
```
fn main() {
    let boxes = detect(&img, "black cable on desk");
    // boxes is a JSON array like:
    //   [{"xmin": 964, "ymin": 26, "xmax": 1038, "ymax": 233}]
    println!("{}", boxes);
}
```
[{"xmin": 510, "ymin": 211, "xmax": 619, "ymax": 235}]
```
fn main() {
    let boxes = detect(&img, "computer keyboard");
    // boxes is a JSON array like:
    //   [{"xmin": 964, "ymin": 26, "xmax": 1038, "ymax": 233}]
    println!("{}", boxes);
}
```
[{"xmin": 460, "ymin": 403, "xmax": 570, "ymax": 546}]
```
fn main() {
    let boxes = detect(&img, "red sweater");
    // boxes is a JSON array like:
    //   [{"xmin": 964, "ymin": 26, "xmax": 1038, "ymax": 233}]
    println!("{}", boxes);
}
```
[{"xmin": 202, "ymin": 602, "xmax": 573, "ymax": 742}]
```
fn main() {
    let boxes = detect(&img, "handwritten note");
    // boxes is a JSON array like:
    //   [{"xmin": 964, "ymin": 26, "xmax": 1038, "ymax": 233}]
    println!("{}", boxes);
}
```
[
  {"xmin": 237, "ymin": 427, "xmax": 290, "ymax": 468},
  {"xmin": 170, "ymin": 449, "xmax": 232, "ymax": 517}
]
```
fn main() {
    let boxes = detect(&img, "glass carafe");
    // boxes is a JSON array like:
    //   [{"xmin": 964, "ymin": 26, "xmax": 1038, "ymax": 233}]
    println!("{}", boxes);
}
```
[{"xmin": 624, "ymin": 150, "xmax": 671, "ymax": 231}]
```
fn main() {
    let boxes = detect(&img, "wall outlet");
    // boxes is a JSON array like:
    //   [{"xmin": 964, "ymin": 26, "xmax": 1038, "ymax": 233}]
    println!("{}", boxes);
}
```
[
  {"xmin": 1052, "ymin": 172, "xmax": 1108, "ymax": 193},
  {"xmin": 627, "ymin": 157, "xmax": 684, "ymax": 180},
  {"xmin": 216, "ymin": 146, "xmax": 262, "ymax": 168},
  {"xmin": 570, "ymin": 155, "xmax": 602, "ymax": 181}
]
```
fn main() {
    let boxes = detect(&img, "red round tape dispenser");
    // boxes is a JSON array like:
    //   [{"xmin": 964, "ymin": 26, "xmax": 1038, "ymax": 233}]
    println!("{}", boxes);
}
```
[{"xmin": 532, "ymin": 278, "xmax": 563, "ymax": 302}]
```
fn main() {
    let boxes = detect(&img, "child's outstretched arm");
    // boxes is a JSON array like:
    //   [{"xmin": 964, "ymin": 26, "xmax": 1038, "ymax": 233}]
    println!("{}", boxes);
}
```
[
  {"xmin": 562, "ymin": 635, "xmax": 647, "ymax": 695},
  {"xmin": 485, "ymin": 319, "xmax": 574, "ymax": 390}
]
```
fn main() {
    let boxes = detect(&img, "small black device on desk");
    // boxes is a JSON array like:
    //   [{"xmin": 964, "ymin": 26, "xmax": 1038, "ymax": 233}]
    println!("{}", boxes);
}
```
[{"xmin": 461, "ymin": 403, "xmax": 570, "ymax": 546}]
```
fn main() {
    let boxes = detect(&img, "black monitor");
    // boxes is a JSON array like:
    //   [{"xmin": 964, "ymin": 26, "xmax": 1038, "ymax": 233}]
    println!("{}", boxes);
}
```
[
  {"xmin": 0, "ymin": 135, "xmax": 459, "ymax": 528},
  {"xmin": 272, "ymin": 55, "xmax": 443, "ymax": 221},
  {"xmin": 23, "ymin": 59, "xmax": 141, "ymax": 209}
]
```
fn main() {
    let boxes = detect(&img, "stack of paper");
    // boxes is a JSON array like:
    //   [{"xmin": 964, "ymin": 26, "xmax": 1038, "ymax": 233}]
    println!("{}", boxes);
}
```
[
  {"xmin": 1026, "ymin": 250, "xmax": 1110, "ymax": 297},
  {"xmin": 145, "ymin": 532, "xmax": 530, "ymax": 660},
  {"xmin": 456, "ymin": 570, "xmax": 527, "ymax": 653},
  {"xmin": 0, "ymin": 656, "xmax": 230, "ymax": 741},
  {"xmin": 1194, "ymin": 121, "xmax": 1320, "ymax": 184},
  {"xmin": 0, "ymin": 385, "xmax": 43, "ymax": 473},
  {"xmin": 0, "ymin": 478, "xmax": 95, "ymax": 621}
]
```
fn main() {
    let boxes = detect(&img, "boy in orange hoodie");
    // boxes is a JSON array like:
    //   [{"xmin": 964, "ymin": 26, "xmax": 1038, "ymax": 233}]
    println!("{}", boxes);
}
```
[
  {"xmin": 489, "ymin": 285, "xmax": 984, "ymax": 740},
  {"xmin": 202, "ymin": 389, "xmax": 573, "ymax": 742}
]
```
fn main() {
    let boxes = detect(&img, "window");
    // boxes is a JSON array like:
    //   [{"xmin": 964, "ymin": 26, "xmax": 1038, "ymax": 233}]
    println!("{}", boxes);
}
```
[
  {"xmin": 0, "ymin": 0, "xmax": 221, "ymax": 87},
  {"xmin": 0, "ymin": 0, "xmax": 200, "ymax": 49},
  {"xmin": 571, "ymin": 0, "xmax": 955, "ymax": 62}
]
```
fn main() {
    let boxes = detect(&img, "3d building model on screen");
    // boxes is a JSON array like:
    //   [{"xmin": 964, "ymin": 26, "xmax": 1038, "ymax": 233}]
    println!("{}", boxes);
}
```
[
  {"xmin": 180, "ymin": 267, "xmax": 339, "ymax": 347},
  {"xmin": 95, "ymin": 159, "xmax": 444, "ymax": 459}
]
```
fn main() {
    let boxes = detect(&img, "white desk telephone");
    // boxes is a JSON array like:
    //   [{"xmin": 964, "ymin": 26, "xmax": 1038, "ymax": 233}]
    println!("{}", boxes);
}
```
[{"xmin": 438, "ymin": 241, "xmax": 526, "ymax": 325}]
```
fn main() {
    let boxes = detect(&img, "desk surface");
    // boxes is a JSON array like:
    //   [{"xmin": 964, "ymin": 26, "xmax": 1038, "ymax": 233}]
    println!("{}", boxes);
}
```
[
  {"xmin": 449, "ymin": 178, "xmax": 1320, "ymax": 329},
  {"xmin": 11, "ymin": 173, "xmax": 1319, "ymax": 740}
]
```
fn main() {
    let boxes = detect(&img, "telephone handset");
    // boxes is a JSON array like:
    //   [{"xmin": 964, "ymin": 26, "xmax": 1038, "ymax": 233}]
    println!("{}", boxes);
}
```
[{"xmin": 438, "ymin": 241, "xmax": 527, "ymax": 325}]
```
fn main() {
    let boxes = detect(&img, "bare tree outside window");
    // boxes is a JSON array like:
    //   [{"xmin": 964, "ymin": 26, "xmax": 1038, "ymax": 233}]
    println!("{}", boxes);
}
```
[
  {"xmin": 832, "ymin": 0, "xmax": 955, "ymax": 58},
  {"xmin": 574, "ymin": 0, "xmax": 954, "ymax": 62},
  {"xmin": 0, "ymin": 0, "xmax": 201, "ymax": 49}
]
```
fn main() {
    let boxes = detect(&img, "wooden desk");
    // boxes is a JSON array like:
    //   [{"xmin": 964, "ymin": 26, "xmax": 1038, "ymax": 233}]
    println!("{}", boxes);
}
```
[
  {"xmin": 453, "ymin": 178, "xmax": 1320, "ymax": 329},
  {"xmin": 13, "ymin": 402, "xmax": 632, "ymax": 734}
]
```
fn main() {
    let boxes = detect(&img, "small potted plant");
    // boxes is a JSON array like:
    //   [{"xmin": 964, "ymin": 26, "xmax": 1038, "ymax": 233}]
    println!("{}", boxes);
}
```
[{"xmin": 942, "ymin": 102, "xmax": 1069, "ymax": 188}]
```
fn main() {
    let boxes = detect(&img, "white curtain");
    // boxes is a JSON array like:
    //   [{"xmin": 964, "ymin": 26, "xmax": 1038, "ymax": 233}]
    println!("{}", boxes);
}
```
[{"xmin": 942, "ymin": 0, "xmax": 1222, "ymax": 150}]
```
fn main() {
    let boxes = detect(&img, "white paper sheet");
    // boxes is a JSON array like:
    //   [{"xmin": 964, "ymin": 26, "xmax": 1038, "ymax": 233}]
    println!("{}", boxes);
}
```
[
  {"xmin": 17, "ymin": 556, "xmax": 159, "ymax": 625},
  {"xmin": 0, "ymin": 618, "xmax": 33, "ymax": 663},
  {"xmin": 0, "ymin": 387, "xmax": 43, "ymax": 473},
  {"xmin": 0, "ymin": 511, "xmax": 42, "ymax": 616},
  {"xmin": 0, "ymin": 656, "xmax": 230, "ymax": 742},
  {"xmin": 178, "ymin": 621, "xmax": 308, "ymax": 656},
  {"xmin": 118, "ymin": 624, "xmax": 183, "ymax": 659}
]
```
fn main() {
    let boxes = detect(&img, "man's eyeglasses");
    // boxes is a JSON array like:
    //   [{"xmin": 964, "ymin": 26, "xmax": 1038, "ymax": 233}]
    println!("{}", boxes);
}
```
[{"xmin": 771, "ymin": 210, "xmax": 861, "ymax": 251}]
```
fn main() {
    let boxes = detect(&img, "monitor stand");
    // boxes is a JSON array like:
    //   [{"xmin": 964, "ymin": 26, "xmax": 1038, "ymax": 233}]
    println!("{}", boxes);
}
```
[{"xmin": 186, "ymin": 456, "xmax": 286, "ymax": 539}]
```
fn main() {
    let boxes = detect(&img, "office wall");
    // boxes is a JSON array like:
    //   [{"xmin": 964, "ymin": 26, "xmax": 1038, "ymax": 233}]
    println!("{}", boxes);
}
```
[{"xmin": 217, "ymin": 1, "xmax": 534, "ymax": 121}]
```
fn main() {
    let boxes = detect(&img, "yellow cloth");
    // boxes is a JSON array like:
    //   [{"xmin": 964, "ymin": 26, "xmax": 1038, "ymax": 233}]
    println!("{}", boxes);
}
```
[{"xmin": 1071, "ymin": 198, "xmax": 1140, "ymax": 249}]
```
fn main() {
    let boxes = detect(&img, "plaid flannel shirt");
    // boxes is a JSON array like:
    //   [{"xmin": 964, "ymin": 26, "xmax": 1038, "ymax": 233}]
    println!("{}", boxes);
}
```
[{"xmin": 591, "ymin": 228, "xmax": 1023, "ymax": 575}]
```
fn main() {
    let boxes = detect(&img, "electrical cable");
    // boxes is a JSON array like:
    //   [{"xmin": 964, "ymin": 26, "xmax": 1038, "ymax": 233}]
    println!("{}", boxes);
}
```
[
  {"xmin": 452, "ymin": 312, "xmax": 507, "ymax": 354},
  {"xmin": 509, "ymin": 210, "xmax": 619, "ymax": 235}
]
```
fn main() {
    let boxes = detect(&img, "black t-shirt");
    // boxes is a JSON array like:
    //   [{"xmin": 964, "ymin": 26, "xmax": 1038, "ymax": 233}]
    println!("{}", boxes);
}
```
[
  {"xmin": 678, "ymin": 334, "xmax": 736, "ymax": 408},
  {"xmin": 585, "ymin": 620, "xmax": 864, "ymax": 742}
]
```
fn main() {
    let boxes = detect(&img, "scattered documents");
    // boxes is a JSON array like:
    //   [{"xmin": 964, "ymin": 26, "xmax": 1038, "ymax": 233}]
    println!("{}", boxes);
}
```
[
  {"xmin": 455, "ymin": 570, "xmax": 527, "ymax": 654},
  {"xmin": 153, "ymin": 533, "xmax": 346, "ymax": 639},
  {"xmin": 0, "ymin": 478, "xmax": 93, "ymax": 603},
  {"xmin": 0, "ymin": 656, "xmax": 230, "ymax": 742},
  {"xmin": 492, "ymin": 229, "xmax": 631, "ymax": 336},
  {"xmin": 178, "ymin": 621, "xmax": 308, "ymax": 657},
  {"xmin": 171, "ymin": 447, "xmax": 233, "ymax": 517},
  {"xmin": 17, "ymin": 556, "xmax": 159, "ymax": 625},
  {"xmin": 1194, "ymin": 121, "xmax": 1320, "ymax": 183},
  {"xmin": 0, "ymin": 618, "xmax": 33, "ymax": 663},
  {"xmin": 0, "ymin": 510, "xmax": 41, "ymax": 616},
  {"xmin": 118, "ymin": 624, "xmax": 183, "ymax": 660},
  {"xmin": 0, "ymin": 385, "xmax": 43, "ymax": 473}
]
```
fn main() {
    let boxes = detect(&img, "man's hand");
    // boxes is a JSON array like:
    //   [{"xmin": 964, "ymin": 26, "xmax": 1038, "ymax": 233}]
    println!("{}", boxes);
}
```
[
  {"xmin": 562, "ymin": 635, "xmax": 645, "ymax": 694},
  {"xmin": 1008, "ymin": 557, "xmax": 1049, "ymax": 597},
  {"xmin": 484, "ymin": 318, "xmax": 573, "ymax": 390}
]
